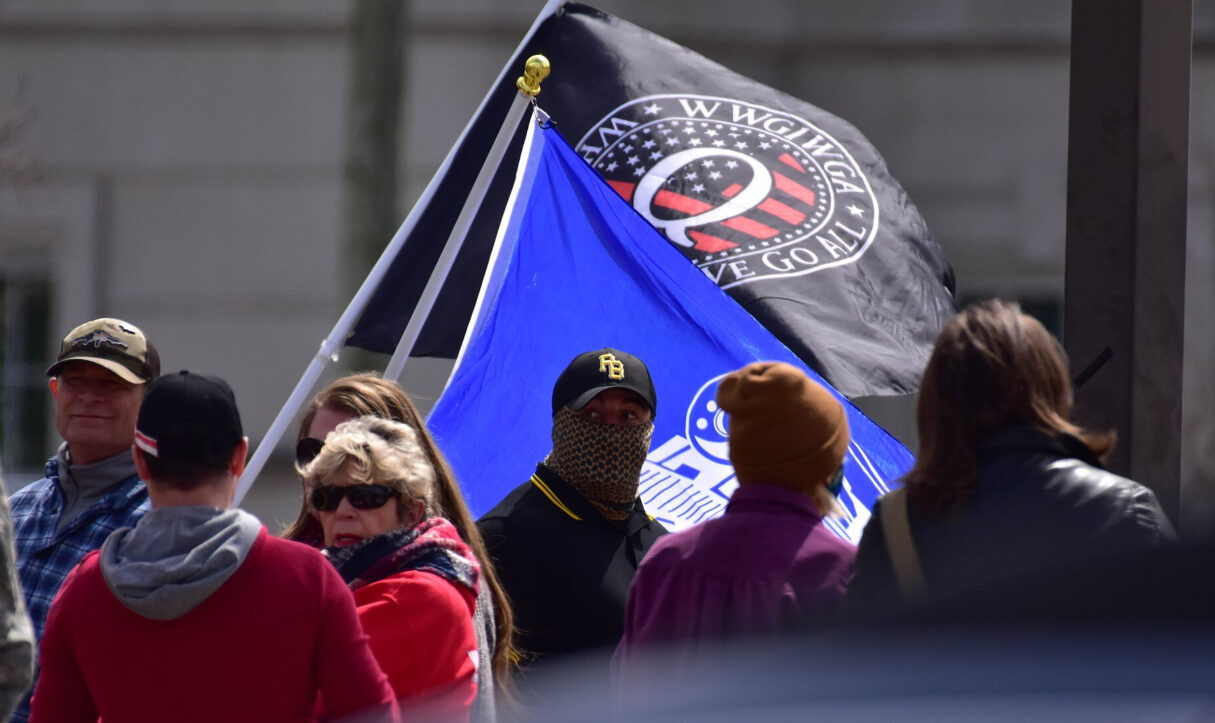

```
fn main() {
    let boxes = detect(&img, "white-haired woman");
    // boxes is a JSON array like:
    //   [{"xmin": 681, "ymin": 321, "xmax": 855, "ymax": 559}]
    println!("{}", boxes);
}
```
[{"xmin": 301, "ymin": 416, "xmax": 480, "ymax": 719}]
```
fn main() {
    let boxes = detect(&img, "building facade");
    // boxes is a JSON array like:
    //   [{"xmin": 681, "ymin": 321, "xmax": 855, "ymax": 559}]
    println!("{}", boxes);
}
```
[{"xmin": 2, "ymin": 0, "xmax": 1212, "ymax": 531}]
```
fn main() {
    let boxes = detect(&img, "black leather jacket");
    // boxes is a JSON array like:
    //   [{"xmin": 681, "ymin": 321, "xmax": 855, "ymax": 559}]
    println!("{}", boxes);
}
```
[{"xmin": 846, "ymin": 425, "xmax": 1176, "ymax": 614}]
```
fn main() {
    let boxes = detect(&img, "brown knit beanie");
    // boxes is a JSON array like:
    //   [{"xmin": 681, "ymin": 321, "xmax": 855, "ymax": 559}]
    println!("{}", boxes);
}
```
[{"xmin": 717, "ymin": 361, "xmax": 849, "ymax": 494}]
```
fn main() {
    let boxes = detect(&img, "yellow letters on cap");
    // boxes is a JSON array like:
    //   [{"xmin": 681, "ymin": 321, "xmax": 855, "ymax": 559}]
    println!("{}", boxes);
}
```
[{"xmin": 598, "ymin": 353, "xmax": 625, "ymax": 380}]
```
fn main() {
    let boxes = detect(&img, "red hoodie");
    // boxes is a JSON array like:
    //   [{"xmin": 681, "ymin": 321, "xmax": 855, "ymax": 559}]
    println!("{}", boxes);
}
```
[{"xmin": 32, "ymin": 529, "xmax": 396, "ymax": 722}]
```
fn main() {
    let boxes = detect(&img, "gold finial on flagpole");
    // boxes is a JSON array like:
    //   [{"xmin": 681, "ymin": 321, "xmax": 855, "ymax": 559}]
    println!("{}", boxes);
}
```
[{"xmin": 516, "ymin": 55, "xmax": 550, "ymax": 98}]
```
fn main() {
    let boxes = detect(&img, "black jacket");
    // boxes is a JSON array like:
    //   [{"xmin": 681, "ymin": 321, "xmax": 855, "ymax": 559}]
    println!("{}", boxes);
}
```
[
  {"xmin": 477, "ymin": 463, "xmax": 667, "ymax": 663},
  {"xmin": 846, "ymin": 425, "xmax": 1175, "ymax": 617}
]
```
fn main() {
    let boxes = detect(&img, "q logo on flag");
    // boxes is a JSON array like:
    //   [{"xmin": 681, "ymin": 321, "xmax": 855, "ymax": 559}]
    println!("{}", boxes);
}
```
[{"xmin": 577, "ymin": 94, "xmax": 880, "ymax": 290}]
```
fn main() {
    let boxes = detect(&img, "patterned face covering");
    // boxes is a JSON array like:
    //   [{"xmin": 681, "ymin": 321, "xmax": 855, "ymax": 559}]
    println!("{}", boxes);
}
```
[{"xmin": 545, "ymin": 408, "xmax": 654, "ymax": 521}]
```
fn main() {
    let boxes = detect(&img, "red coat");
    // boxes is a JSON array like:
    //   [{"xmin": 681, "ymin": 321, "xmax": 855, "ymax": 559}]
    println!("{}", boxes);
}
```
[
  {"xmin": 355, "ymin": 570, "xmax": 478, "ymax": 717},
  {"xmin": 31, "ymin": 530, "xmax": 396, "ymax": 723}
]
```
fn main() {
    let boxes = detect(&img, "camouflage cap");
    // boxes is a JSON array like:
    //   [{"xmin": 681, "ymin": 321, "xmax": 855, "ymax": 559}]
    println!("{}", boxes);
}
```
[{"xmin": 46, "ymin": 318, "xmax": 160, "ymax": 384}]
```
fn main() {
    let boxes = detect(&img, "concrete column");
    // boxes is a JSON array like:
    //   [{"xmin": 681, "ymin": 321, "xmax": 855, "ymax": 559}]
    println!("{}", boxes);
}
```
[{"xmin": 1064, "ymin": 0, "xmax": 1192, "ymax": 526}]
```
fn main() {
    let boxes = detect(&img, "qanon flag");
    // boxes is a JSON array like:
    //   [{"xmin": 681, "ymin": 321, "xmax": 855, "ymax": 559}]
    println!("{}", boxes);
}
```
[
  {"xmin": 426, "ymin": 118, "xmax": 912, "ymax": 541},
  {"xmin": 347, "ymin": 2, "xmax": 955, "ymax": 398}
]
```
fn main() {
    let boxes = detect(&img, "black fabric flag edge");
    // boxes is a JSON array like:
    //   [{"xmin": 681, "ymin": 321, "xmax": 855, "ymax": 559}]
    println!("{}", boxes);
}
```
[{"xmin": 347, "ymin": 2, "xmax": 956, "ymax": 398}]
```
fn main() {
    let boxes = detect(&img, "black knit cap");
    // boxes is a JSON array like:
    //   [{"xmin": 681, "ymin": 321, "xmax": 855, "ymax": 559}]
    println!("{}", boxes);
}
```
[
  {"xmin": 134, "ymin": 371, "xmax": 243, "ymax": 463},
  {"xmin": 551, "ymin": 348, "xmax": 656, "ymax": 416}
]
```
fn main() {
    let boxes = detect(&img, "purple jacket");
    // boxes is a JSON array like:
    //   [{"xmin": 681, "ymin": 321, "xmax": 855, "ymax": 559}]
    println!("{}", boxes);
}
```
[{"xmin": 615, "ymin": 484, "xmax": 855, "ymax": 665}]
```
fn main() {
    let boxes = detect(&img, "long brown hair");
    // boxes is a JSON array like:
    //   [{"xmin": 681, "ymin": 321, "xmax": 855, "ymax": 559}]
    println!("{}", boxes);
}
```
[
  {"xmin": 282, "ymin": 373, "xmax": 516, "ymax": 686},
  {"xmin": 903, "ymin": 299, "xmax": 1115, "ymax": 513}
]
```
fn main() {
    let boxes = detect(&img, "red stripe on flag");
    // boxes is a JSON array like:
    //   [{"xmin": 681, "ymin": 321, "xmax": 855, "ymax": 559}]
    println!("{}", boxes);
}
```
[
  {"xmin": 721, "ymin": 183, "xmax": 742, "ymax": 198},
  {"xmin": 607, "ymin": 180, "xmax": 636, "ymax": 203},
  {"xmin": 654, "ymin": 190, "xmax": 712, "ymax": 215},
  {"xmin": 652, "ymin": 185, "xmax": 778, "ymax": 241},
  {"xmin": 722, "ymin": 216, "xmax": 779, "ymax": 239},
  {"xmin": 773, "ymin": 172, "xmax": 816, "ymax": 207},
  {"xmin": 758, "ymin": 198, "xmax": 806, "ymax": 225},
  {"xmin": 688, "ymin": 230, "xmax": 737, "ymax": 253},
  {"xmin": 778, "ymin": 153, "xmax": 805, "ymax": 173}
]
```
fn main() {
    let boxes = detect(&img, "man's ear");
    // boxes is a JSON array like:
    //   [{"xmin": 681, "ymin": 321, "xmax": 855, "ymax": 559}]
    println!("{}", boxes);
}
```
[
  {"xmin": 49, "ymin": 378, "xmax": 59, "ymax": 399},
  {"xmin": 229, "ymin": 438, "xmax": 249, "ymax": 478},
  {"xmin": 132, "ymin": 444, "xmax": 152, "ymax": 481}
]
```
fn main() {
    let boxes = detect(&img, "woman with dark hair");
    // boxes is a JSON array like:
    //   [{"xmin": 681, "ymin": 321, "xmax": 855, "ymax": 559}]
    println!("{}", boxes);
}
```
[
  {"xmin": 284, "ymin": 374, "xmax": 513, "ymax": 720},
  {"xmin": 847, "ymin": 299, "xmax": 1174, "ymax": 612}
]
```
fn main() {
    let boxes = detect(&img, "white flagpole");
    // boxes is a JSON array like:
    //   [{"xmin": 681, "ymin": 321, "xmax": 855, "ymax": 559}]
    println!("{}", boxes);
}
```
[
  {"xmin": 382, "ymin": 92, "xmax": 532, "ymax": 381},
  {"xmin": 448, "ymin": 109, "xmax": 546, "ymax": 382},
  {"xmin": 379, "ymin": 1, "xmax": 563, "ymax": 382},
  {"xmin": 234, "ymin": 94, "xmax": 530, "ymax": 507},
  {"xmin": 233, "ymin": 8, "xmax": 561, "ymax": 506},
  {"xmin": 235, "ymin": 153, "xmax": 481, "ymax": 505}
]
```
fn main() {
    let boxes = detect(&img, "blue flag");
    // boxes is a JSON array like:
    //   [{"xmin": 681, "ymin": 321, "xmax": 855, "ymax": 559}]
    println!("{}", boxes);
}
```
[{"xmin": 428, "ymin": 117, "xmax": 911, "ymax": 542}]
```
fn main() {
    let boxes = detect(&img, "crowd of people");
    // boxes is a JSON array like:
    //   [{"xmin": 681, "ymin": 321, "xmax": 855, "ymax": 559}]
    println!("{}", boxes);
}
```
[{"xmin": 0, "ymin": 299, "xmax": 1179, "ymax": 720}]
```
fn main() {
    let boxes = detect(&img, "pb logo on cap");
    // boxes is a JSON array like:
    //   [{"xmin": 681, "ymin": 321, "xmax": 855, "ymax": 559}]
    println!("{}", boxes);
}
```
[
  {"xmin": 599, "ymin": 353, "xmax": 625, "ymax": 380},
  {"xmin": 551, "ymin": 347, "xmax": 656, "ymax": 416}
]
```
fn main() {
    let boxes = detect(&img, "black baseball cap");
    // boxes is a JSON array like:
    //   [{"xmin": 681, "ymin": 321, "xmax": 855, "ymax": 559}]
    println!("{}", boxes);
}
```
[
  {"xmin": 551, "ymin": 348, "xmax": 657, "ymax": 416},
  {"xmin": 134, "ymin": 371, "xmax": 243, "ymax": 463}
]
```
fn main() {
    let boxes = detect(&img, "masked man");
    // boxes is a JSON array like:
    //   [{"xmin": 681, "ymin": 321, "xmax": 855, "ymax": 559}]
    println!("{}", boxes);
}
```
[{"xmin": 478, "ymin": 348, "xmax": 667, "ymax": 667}]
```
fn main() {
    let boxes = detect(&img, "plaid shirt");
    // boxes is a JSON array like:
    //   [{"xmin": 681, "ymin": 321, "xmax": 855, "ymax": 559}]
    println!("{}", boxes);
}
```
[{"xmin": 9, "ymin": 454, "xmax": 149, "ymax": 722}]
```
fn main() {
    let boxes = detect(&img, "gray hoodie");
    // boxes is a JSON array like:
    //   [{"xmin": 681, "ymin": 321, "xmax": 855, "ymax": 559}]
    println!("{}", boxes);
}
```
[{"xmin": 99, "ymin": 506, "xmax": 261, "ymax": 620}]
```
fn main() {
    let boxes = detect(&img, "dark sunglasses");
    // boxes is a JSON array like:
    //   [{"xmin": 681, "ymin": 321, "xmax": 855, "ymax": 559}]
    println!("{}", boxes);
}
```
[
  {"xmin": 296, "ymin": 437, "xmax": 324, "ymax": 466},
  {"xmin": 309, "ymin": 484, "xmax": 397, "ymax": 512}
]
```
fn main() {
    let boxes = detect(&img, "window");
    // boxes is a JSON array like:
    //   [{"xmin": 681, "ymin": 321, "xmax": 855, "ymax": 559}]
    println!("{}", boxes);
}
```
[{"xmin": 0, "ymin": 272, "xmax": 52, "ymax": 488}]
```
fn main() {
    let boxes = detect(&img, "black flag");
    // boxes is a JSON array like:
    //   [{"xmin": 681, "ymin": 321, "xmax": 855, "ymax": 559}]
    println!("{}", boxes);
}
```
[{"xmin": 347, "ymin": 2, "xmax": 956, "ymax": 397}]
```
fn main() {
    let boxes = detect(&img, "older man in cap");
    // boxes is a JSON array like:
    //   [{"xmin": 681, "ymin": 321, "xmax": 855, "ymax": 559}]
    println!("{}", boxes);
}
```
[
  {"xmin": 9, "ymin": 318, "xmax": 158, "ymax": 722},
  {"xmin": 478, "ymin": 348, "xmax": 668, "ymax": 668},
  {"xmin": 30, "ymin": 371, "xmax": 396, "ymax": 722},
  {"xmin": 615, "ymin": 361, "xmax": 856, "ymax": 667}
]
